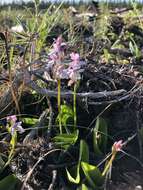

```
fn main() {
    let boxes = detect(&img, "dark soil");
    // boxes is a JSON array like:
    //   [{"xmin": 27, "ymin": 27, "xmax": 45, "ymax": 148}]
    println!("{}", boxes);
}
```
[{"xmin": 5, "ymin": 63, "xmax": 142, "ymax": 190}]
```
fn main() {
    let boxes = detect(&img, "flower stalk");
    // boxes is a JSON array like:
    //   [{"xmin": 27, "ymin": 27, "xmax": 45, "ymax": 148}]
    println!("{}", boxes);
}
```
[
  {"xmin": 102, "ymin": 140, "xmax": 123, "ymax": 176},
  {"xmin": 73, "ymin": 83, "xmax": 77, "ymax": 129},
  {"xmin": 102, "ymin": 152, "xmax": 116, "ymax": 176},
  {"xmin": 57, "ymin": 79, "xmax": 62, "ymax": 134}
]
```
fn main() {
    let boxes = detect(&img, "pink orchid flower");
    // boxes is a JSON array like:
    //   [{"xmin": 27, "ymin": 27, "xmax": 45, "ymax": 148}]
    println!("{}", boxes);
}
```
[
  {"xmin": 67, "ymin": 68, "xmax": 81, "ymax": 86},
  {"xmin": 67, "ymin": 52, "xmax": 86, "ymax": 86},
  {"xmin": 11, "ymin": 121, "xmax": 24, "ymax": 136},
  {"xmin": 53, "ymin": 36, "xmax": 66, "ymax": 53},
  {"xmin": 7, "ymin": 115, "xmax": 24, "ymax": 136},
  {"xmin": 49, "ymin": 53, "xmax": 59, "ymax": 62},
  {"xmin": 112, "ymin": 140, "xmax": 123, "ymax": 152},
  {"xmin": 69, "ymin": 52, "xmax": 86, "ymax": 71},
  {"xmin": 70, "ymin": 52, "xmax": 80, "ymax": 63},
  {"xmin": 49, "ymin": 36, "xmax": 66, "ymax": 64},
  {"xmin": 7, "ymin": 115, "xmax": 17, "ymax": 123}
]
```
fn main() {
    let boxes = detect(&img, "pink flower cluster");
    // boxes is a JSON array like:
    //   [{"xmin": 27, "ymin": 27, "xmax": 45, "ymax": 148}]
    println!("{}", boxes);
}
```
[
  {"xmin": 49, "ymin": 35, "xmax": 66, "ymax": 64},
  {"xmin": 47, "ymin": 36, "xmax": 86, "ymax": 86},
  {"xmin": 67, "ymin": 53, "xmax": 86, "ymax": 86},
  {"xmin": 7, "ymin": 115, "xmax": 24, "ymax": 135},
  {"xmin": 112, "ymin": 140, "xmax": 123, "ymax": 152},
  {"xmin": 7, "ymin": 115, "xmax": 17, "ymax": 123}
]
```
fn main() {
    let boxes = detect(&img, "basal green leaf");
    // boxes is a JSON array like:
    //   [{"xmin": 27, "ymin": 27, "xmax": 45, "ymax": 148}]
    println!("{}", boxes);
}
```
[
  {"xmin": 81, "ymin": 162, "xmax": 103, "ymax": 188},
  {"xmin": 0, "ymin": 175, "xmax": 20, "ymax": 190},
  {"xmin": 93, "ymin": 117, "xmax": 108, "ymax": 156},
  {"xmin": 81, "ymin": 184, "xmax": 90, "ymax": 190},
  {"xmin": 79, "ymin": 140, "xmax": 89, "ymax": 163},
  {"xmin": 66, "ymin": 165, "xmax": 80, "ymax": 184},
  {"xmin": 53, "ymin": 130, "xmax": 79, "ymax": 149}
]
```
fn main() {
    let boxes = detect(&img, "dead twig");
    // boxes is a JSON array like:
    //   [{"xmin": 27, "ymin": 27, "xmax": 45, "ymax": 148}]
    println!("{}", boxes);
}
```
[
  {"xmin": 28, "ymin": 80, "xmax": 126, "ymax": 99},
  {"xmin": 48, "ymin": 170, "xmax": 57, "ymax": 190},
  {"xmin": 89, "ymin": 86, "xmax": 141, "ymax": 105}
]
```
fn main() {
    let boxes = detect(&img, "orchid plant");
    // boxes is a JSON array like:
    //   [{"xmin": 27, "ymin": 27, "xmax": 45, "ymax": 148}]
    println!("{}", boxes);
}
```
[
  {"xmin": 47, "ymin": 36, "xmax": 86, "ymax": 134},
  {"xmin": 50, "ymin": 36, "xmax": 67, "ymax": 134},
  {"xmin": 6, "ymin": 115, "xmax": 24, "ymax": 166}
]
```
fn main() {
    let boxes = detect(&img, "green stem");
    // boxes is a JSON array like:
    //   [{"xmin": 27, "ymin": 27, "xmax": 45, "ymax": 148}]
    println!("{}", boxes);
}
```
[
  {"xmin": 73, "ymin": 83, "xmax": 77, "ymax": 129},
  {"xmin": 102, "ymin": 152, "xmax": 116, "ymax": 176},
  {"xmin": 58, "ymin": 79, "xmax": 62, "ymax": 134}
]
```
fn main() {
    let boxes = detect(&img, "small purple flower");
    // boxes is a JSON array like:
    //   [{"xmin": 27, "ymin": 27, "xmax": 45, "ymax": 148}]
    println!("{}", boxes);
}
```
[
  {"xmin": 70, "ymin": 52, "xmax": 80, "ymax": 63},
  {"xmin": 67, "ymin": 52, "xmax": 86, "ymax": 86},
  {"xmin": 53, "ymin": 36, "xmax": 66, "ymax": 53},
  {"xmin": 49, "ymin": 53, "xmax": 59, "ymax": 63},
  {"xmin": 53, "ymin": 37, "xmax": 62, "ymax": 53},
  {"xmin": 7, "ymin": 115, "xmax": 17, "ymax": 123},
  {"xmin": 69, "ymin": 53, "xmax": 86, "ymax": 70},
  {"xmin": 11, "ymin": 121, "xmax": 24, "ymax": 136},
  {"xmin": 67, "ymin": 69, "xmax": 81, "ymax": 86},
  {"xmin": 48, "ymin": 36, "xmax": 66, "ymax": 65},
  {"xmin": 6, "ymin": 115, "xmax": 24, "ymax": 136}
]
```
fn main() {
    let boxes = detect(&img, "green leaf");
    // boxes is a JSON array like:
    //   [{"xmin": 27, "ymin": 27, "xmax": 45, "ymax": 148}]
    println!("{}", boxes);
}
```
[
  {"xmin": 79, "ymin": 140, "xmax": 89, "ymax": 163},
  {"xmin": 53, "ymin": 130, "xmax": 79, "ymax": 149},
  {"xmin": 129, "ymin": 37, "xmax": 141, "ymax": 58},
  {"xmin": 93, "ymin": 117, "xmax": 108, "ymax": 156},
  {"xmin": 56, "ymin": 105, "xmax": 74, "ymax": 130},
  {"xmin": 22, "ymin": 117, "xmax": 38, "ymax": 125},
  {"xmin": 0, "ymin": 175, "xmax": 20, "ymax": 190},
  {"xmin": 81, "ymin": 162, "xmax": 103, "ymax": 188},
  {"xmin": 66, "ymin": 140, "xmax": 89, "ymax": 185},
  {"xmin": 81, "ymin": 184, "xmax": 90, "ymax": 190},
  {"xmin": 66, "ymin": 165, "xmax": 80, "ymax": 184}
]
